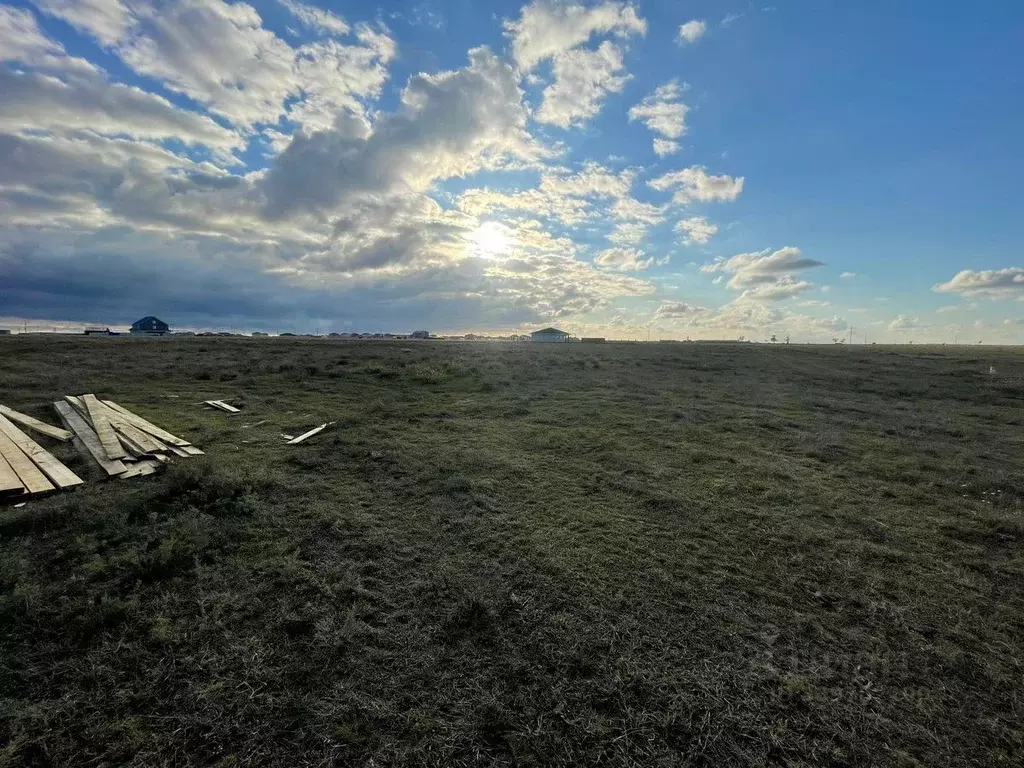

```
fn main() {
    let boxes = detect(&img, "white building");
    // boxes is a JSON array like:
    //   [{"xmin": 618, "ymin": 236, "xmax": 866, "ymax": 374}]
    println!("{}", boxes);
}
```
[{"xmin": 530, "ymin": 327, "xmax": 569, "ymax": 343}]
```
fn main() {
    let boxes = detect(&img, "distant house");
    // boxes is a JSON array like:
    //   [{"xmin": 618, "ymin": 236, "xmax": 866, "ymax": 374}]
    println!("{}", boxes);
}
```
[
  {"xmin": 84, "ymin": 326, "xmax": 114, "ymax": 336},
  {"xmin": 0, "ymin": 329, "xmax": 10, "ymax": 335},
  {"xmin": 130, "ymin": 316, "xmax": 170, "ymax": 336},
  {"xmin": 411, "ymin": 330, "xmax": 430, "ymax": 339},
  {"xmin": 530, "ymin": 327, "xmax": 569, "ymax": 343}
]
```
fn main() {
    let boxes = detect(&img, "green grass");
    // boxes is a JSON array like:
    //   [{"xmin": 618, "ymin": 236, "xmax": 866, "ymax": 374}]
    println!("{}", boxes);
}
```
[{"xmin": 1, "ymin": 336, "xmax": 1022, "ymax": 766}]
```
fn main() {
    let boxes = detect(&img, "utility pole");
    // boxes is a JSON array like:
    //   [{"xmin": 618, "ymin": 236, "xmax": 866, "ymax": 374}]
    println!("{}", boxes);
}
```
[{"xmin": 849, "ymin": 326, "xmax": 854, "ymax": 345}]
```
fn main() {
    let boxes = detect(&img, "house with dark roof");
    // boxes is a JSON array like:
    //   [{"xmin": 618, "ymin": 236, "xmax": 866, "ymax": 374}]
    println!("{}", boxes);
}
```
[
  {"xmin": 130, "ymin": 316, "xmax": 170, "ymax": 336},
  {"xmin": 530, "ymin": 327, "xmax": 569, "ymax": 343}
]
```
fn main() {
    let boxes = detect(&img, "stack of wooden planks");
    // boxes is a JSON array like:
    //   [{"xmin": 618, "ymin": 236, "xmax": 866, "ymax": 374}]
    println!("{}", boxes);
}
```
[
  {"xmin": 0, "ymin": 405, "xmax": 83, "ymax": 500},
  {"xmin": 54, "ymin": 395, "xmax": 204, "ymax": 481}
]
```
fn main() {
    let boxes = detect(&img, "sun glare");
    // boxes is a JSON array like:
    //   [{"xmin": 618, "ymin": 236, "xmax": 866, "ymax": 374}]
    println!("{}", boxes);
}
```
[{"xmin": 467, "ymin": 221, "xmax": 514, "ymax": 259}]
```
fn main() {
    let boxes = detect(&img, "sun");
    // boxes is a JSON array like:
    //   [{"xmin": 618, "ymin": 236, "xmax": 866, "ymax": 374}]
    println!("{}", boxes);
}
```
[{"xmin": 467, "ymin": 221, "xmax": 514, "ymax": 259}]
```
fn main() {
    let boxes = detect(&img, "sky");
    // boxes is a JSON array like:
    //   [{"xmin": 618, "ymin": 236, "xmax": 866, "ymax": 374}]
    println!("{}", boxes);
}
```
[{"xmin": 1, "ymin": 0, "xmax": 1022, "ymax": 341}]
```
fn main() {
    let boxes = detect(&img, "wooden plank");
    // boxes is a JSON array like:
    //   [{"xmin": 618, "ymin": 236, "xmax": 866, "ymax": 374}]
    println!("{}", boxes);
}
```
[
  {"xmin": 205, "ymin": 400, "xmax": 240, "ymax": 413},
  {"xmin": 0, "ymin": 414, "xmax": 83, "ymax": 489},
  {"xmin": 286, "ymin": 423, "xmax": 328, "ymax": 445},
  {"xmin": 166, "ymin": 445, "xmax": 190, "ymax": 458},
  {"xmin": 0, "ymin": 405, "xmax": 73, "ymax": 441},
  {"xmin": 181, "ymin": 445, "xmax": 205, "ymax": 456},
  {"xmin": 108, "ymin": 416, "xmax": 168, "ymax": 454},
  {"xmin": 101, "ymin": 401, "xmax": 192, "ymax": 446},
  {"xmin": 53, "ymin": 402, "xmax": 127, "ymax": 476},
  {"xmin": 120, "ymin": 458, "xmax": 161, "ymax": 479},
  {"xmin": 0, "ymin": 428, "xmax": 54, "ymax": 495},
  {"xmin": 0, "ymin": 452, "xmax": 24, "ymax": 496},
  {"xmin": 64, "ymin": 395, "xmax": 90, "ymax": 420},
  {"xmin": 81, "ymin": 394, "xmax": 126, "ymax": 460}
]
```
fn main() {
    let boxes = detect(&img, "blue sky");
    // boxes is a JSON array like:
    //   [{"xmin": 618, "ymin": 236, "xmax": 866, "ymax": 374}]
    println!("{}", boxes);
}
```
[{"xmin": 1, "ymin": 0, "xmax": 1022, "ymax": 340}]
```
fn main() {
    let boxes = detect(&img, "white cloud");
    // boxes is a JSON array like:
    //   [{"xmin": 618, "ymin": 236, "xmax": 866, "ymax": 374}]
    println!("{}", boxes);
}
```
[
  {"xmin": 32, "ymin": 0, "xmax": 396, "ymax": 130},
  {"xmin": 677, "ymin": 20, "xmax": 706, "ymax": 44},
  {"xmin": 701, "ymin": 246, "xmax": 824, "ymax": 289},
  {"xmin": 629, "ymin": 79, "xmax": 689, "ymax": 155},
  {"xmin": 934, "ymin": 267, "xmax": 1024, "ymax": 299},
  {"xmin": 654, "ymin": 301, "xmax": 706, "ymax": 319},
  {"xmin": 652, "ymin": 138, "xmax": 680, "ymax": 156},
  {"xmin": 263, "ymin": 47, "xmax": 544, "ymax": 218},
  {"xmin": 674, "ymin": 216, "xmax": 717, "ymax": 245},
  {"xmin": 32, "ymin": 0, "xmax": 132, "ymax": 47},
  {"xmin": 607, "ymin": 221, "xmax": 647, "ymax": 246},
  {"xmin": 629, "ymin": 80, "xmax": 688, "ymax": 138},
  {"xmin": 610, "ymin": 196, "xmax": 665, "ymax": 224},
  {"xmin": 539, "ymin": 163, "xmax": 634, "ymax": 199},
  {"xmin": 840, "ymin": 271, "xmax": 856, "ymax": 279},
  {"xmin": 649, "ymin": 165, "xmax": 744, "ymax": 206},
  {"xmin": 0, "ymin": 6, "xmax": 241, "ymax": 152},
  {"xmin": 536, "ymin": 41, "xmax": 630, "ymax": 128},
  {"xmin": 504, "ymin": 0, "xmax": 646, "ymax": 71},
  {"xmin": 458, "ymin": 162, "xmax": 634, "ymax": 226},
  {"xmin": 935, "ymin": 305, "xmax": 960, "ymax": 314},
  {"xmin": 738, "ymin": 278, "xmax": 814, "ymax": 302},
  {"xmin": 889, "ymin": 315, "xmax": 923, "ymax": 332},
  {"xmin": 594, "ymin": 247, "xmax": 654, "ymax": 272},
  {"xmin": 278, "ymin": 0, "xmax": 349, "ymax": 36}
]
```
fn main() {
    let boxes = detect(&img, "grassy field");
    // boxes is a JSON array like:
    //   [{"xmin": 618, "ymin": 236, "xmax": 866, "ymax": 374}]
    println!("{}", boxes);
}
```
[{"xmin": 1, "ymin": 336, "xmax": 1022, "ymax": 767}]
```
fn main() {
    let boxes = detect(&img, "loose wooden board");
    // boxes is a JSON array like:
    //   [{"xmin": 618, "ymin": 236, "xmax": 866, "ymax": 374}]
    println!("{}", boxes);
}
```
[
  {"xmin": 181, "ymin": 445, "xmax": 205, "ymax": 456},
  {"xmin": 0, "ymin": 428, "xmax": 54, "ymax": 495},
  {"xmin": 0, "ymin": 414, "xmax": 83, "ymax": 489},
  {"xmin": 0, "ymin": 452, "xmax": 24, "ymax": 496},
  {"xmin": 81, "ymin": 394, "xmax": 127, "ymax": 460},
  {"xmin": 53, "ymin": 402, "xmax": 127, "ymax": 476},
  {"xmin": 205, "ymin": 400, "xmax": 240, "ymax": 413},
  {"xmin": 0, "ymin": 405, "xmax": 73, "ymax": 441},
  {"xmin": 286, "ymin": 423, "xmax": 329, "ymax": 444},
  {"xmin": 102, "ymin": 401, "xmax": 192, "ymax": 446}
]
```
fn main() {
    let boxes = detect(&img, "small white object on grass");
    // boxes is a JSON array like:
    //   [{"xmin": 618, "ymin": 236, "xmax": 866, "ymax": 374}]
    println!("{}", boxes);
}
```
[
  {"xmin": 989, "ymin": 366, "xmax": 997, "ymax": 376},
  {"xmin": 285, "ymin": 422, "xmax": 336, "ymax": 445}
]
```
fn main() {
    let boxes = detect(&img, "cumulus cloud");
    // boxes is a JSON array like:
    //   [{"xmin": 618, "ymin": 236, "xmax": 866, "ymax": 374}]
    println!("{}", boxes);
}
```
[
  {"xmin": 32, "ymin": 0, "xmax": 132, "ymax": 46},
  {"xmin": 889, "ymin": 315, "xmax": 923, "ymax": 332},
  {"xmin": 458, "ymin": 162, "xmax": 634, "ymax": 226},
  {"xmin": 674, "ymin": 216, "xmax": 717, "ymax": 245},
  {"xmin": 504, "ymin": 0, "xmax": 646, "ymax": 71},
  {"xmin": 840, "ymin": 271, "xmax": 856, "ymax": 279},
  {"xmin": 278, "ymin": 0, "xmax": 349, "ymax": 36},
  {"xmin": 737, "ymin": 278, "xmax": 814, "ymax": 302},
  {"xmin": 654, "ymin": 300, "xmax": 706, "ymax": 319},
  {"xmin": 701, "ymin": 247, "xmax": 822, "ymax": 300},
  {"xmin": 593, "ymin": 247, "xmax": 653, "ymax": 272},
  {"xmin": 934, "ymin": 267, "xmax": 1024, "ymax": 298},
  {"xmin": 607, "ymin": 221, "xmax": 648, "ymax": 246},
  {"xmin": 649, "ymin": 165, "xmax": 744, "ymax": 206},
  {"xmin": 263, "ymin": 47, "xmax": 541, "ymax": 219},
  {"xmin": 0, "ymin": 6, "xmax": 240, "ymax": 152},
  {"xmin": 677, "ymin": 20, "xmax": 706, "ymax": 44},
  {"xmin": 702, "ymin": 246, "xmax": 823, "ymax": 287},
  {"xmin": 629, "ymin": 79, "xmax": 689, "ymax": 155},
  {"xmin": 32, "ymin": 0, "xmax": 395, "ymax": 130},
  {"xmin": 652, "ymin": 138, "xmax": 679, "ymax": 157},
  {"xmin": 536, "ymin": 41, "xmax": 630, "ymax": 128}
]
